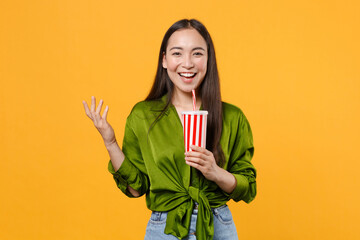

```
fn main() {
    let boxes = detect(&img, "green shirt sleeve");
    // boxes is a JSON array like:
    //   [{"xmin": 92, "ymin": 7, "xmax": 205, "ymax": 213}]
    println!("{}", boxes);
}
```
[
  {"xmin": 107, "ymin": 113, "xmax": 150, "ymax": 198},
  {"xmin": 224, "ymin": 109, "xmax": 257, "ymax": 203}
]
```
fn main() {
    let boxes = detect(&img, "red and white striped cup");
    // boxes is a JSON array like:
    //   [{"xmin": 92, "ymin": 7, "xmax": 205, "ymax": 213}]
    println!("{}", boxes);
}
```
[{"xmin": 181, "ymin": 110, "xmax": 208, "ymax": 152}]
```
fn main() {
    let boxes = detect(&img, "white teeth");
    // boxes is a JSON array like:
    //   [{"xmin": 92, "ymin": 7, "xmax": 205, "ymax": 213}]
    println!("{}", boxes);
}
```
[{"xmin": 179, "ymin": 73, "xmax": 196, "ymax": 77}]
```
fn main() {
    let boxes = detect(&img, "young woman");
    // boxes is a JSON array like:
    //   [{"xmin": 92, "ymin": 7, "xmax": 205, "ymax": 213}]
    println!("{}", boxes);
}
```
[{"xmin": 83, "ymin": 19, "xmax": 256, "ymax": 240}]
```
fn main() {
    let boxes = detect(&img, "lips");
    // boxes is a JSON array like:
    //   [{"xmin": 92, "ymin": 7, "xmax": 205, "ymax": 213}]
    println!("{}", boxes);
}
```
[
  {"xmin": 179, "ymin": 72, "xmax": 196, "ymax": 77},
  {"xmin": 178, "ymin": 72, "xmax": 197, "ymax": 83}
]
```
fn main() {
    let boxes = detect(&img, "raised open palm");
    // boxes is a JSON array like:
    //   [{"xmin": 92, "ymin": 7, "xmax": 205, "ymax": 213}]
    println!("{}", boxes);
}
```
[{"xmin": 82, "ymin": 96, "xmax": 116, "ymax": 146}]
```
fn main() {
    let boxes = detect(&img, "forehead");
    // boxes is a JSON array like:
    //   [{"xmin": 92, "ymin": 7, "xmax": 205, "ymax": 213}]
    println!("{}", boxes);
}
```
[{"xmin": 167, "ymin": 28, "xmax": 207, "ymax": 50}]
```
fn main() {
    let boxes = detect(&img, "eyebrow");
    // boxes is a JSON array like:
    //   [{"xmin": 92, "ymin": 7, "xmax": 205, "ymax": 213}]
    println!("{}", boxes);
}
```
[{"xmin": 169, "ymin": 47, "xmax": 206, "ymax": 51}]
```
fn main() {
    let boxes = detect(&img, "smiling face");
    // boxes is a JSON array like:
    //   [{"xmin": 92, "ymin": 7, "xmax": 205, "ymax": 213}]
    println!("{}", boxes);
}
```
[{"xmin": 162, "ymin": 28, "xmax": 208, "ymax": 96}]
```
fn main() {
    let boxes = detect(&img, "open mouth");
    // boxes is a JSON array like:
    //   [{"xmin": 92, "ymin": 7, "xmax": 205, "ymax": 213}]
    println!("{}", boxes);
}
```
[{"xmin": 178, "ymin": 72, "xmax": 197, "ymax": 82}]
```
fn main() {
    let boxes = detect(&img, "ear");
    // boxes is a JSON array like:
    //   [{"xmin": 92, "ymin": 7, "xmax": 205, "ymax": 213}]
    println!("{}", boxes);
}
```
[{"xmin": 162, "ymin": 52, "xmax": 167, "ymax": 69}]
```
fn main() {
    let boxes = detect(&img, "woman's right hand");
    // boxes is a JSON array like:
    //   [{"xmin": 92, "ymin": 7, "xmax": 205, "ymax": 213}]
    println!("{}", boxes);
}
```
[{"xmin": 82, "ymin": 96, "xmax": 116, "ymax": 147}]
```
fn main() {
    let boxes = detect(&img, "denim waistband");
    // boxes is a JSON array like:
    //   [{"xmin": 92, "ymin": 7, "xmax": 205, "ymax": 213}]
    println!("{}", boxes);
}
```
[
  {"xmin": 193, "ymin": 202, "xmax": 227, "ymax": 214},
  {"xmin": 151, "ymin": 202, "xmax": 227, "ymax": 215}
]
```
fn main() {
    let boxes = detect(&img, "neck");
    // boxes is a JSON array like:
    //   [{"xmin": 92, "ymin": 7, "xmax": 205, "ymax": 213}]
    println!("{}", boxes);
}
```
[{"xmin": 171, "ymin": 89, "xmax": 202, "ymax": 111}]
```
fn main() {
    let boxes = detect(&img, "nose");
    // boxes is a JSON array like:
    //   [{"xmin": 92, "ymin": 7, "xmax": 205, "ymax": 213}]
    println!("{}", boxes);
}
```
[{"xmin": 182, "ymin": 54, "xmax": 194, "ymax": 69}]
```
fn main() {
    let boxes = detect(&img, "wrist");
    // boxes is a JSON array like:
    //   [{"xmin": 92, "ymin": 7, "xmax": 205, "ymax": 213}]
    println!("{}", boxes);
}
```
[
  {"xmin": 214, "ymin": 167, "xmax": 237, "ymax": 194},
  {"xmin": 213, "ymin": 165, "xmax": 224, "ymax": 183},
  {"xmin": 105, "ymin": 139, "xmax": 118, "ymax": 150}
]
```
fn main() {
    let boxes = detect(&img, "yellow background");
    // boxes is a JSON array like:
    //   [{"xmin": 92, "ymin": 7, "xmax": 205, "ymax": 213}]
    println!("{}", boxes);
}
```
[{"xmin": 1, "ymin": 0, "xmax": 359, "ymax": 239}]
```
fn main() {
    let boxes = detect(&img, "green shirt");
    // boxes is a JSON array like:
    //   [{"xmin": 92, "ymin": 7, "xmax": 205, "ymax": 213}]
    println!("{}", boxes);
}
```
[{"xmin": 108, "ymin": 94, "xmax": 256, "ymax": 240}]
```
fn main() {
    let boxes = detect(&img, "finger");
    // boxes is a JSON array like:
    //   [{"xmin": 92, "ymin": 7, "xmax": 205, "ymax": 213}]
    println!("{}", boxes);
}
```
[
  {"xmin": 90, "ymin": 97, "xmax": 101, "ymax": 123},
  {"xmin": 185, "ymin": 156, "xmax": 205, "ymax": 165},
  {"xmin": 82, "ymin": 100, "xmax": 92, "ymax": 119},
  {"xmin": 185, "ymin": 160, "xmax": 204, "ymax": 172},
  {"xmin": 96, "ymin": 99, "xmax": 103, "ymax": 115},
  {"xmin": 190, "ymin": 145, "xmax": 205, "ymax": 152},
  {"xmin": 190, "ymin": 145, "xmax": 211, "ymax": 155},
  {"xmin": 185, "ymin": 151, "xmax": 207, "ymax": 159},
  {"xmin": 102, "ymin": 105, "xmax": 109, "ymax": 120},
  {"xmin": 91, "ymin": 96, "xmax": 96, "ymax": 112},
  {"xmin": 93, "ymin": 110, "xmax": 101, "ymax": 123},
  {"xmin": 190, "ymin": 145, "xmax": 208, "ymax": 153}
]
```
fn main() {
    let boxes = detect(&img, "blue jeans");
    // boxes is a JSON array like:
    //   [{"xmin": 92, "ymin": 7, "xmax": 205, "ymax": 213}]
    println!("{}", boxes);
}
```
[{"xmin": 144, "ymin": 203, "xmax": 238, "ymax": 240}]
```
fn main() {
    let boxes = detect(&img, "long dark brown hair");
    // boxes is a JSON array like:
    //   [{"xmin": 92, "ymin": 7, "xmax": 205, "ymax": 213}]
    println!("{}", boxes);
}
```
[{"xmin": 146, "ymin": 19, "xmax": 225, "ymax": 167}]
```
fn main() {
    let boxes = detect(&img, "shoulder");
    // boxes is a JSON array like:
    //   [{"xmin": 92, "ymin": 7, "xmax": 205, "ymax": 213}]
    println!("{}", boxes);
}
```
[
  {"xmin": 130, "ymin": 100, "xmax": 153, "ymax": 114},
  {"xmin": 221, "ymin": 101, "xmax": 252, "ymax": 130},
  {"xmin": 127, "ymin": 97, "xmax": 166, "ymax": 120},
  {"xmin": 221, "ymin": 102, "xmax": 253, "ymax": 140},
  {"xmin": 222, "ymin": 102, "xmax": 246, "ymax": 120}
]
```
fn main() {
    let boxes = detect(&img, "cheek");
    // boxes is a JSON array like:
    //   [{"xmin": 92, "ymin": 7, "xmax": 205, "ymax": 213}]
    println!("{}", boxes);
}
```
[
  {"xmin": 196, "ymin": 59, "xmax": 207, "ymax": 72},
  {"xmin": 166, "ymin": 58, "xmax": 181, "ymax": 72}
]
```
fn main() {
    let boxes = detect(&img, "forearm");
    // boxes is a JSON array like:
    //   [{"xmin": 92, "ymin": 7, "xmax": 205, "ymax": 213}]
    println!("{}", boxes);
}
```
[
  {"xmin": 105, "ymin": 141, "xmax": 125, "ymax": 172},
  {"xmin": 214, "ymin": 167, "xmax": 237, "ymax": 194},
  {"xmin": 106, "ymin": 141, "xmax": 140, "ymax": 197}
]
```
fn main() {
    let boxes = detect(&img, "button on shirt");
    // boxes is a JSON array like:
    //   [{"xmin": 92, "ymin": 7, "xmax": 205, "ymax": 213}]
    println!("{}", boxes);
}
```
[{"xmin": 108, "ymin": 94, "xmax": 257, "ymax": 240}]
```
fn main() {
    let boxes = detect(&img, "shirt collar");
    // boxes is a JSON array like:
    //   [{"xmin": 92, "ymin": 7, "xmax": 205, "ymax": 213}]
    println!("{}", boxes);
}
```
[{"xmin": 149, "ymin": 93, "xmax": 204, "ymax": 113}]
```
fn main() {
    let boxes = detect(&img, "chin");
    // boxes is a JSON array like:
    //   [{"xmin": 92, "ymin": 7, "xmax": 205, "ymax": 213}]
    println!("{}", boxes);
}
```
[
  {"xmin": 180, "ymin": 88, "xmax": 194, "ymax": 94},
  {"xmin": 174, "ymin": 86, "xmax": 195, "ymax": 94}
]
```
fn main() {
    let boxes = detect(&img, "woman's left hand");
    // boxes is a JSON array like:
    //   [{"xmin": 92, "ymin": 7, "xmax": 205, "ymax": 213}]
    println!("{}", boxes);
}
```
[{"xmin": 185, "ymin": 145, "xmax": 220, "ymax": 182}]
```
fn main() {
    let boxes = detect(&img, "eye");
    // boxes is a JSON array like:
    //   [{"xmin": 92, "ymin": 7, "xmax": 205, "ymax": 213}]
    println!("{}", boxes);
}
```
[
  {"xmin": 194, "ymin": 52, "xmax": 204, "ymax": 56},
  {"xmin": 172, "ymin": 52, "xmax": 181, "ymax": 56}
]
